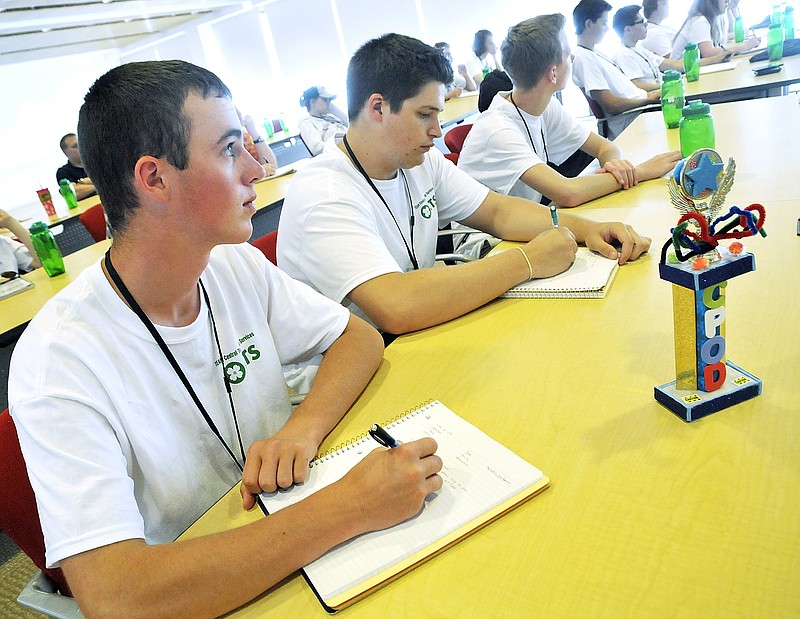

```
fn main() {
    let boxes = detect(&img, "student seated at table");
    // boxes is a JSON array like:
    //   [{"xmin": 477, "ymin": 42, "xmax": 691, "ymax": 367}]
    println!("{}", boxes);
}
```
[
  {"xmin": 612, "ymin": 5, "xmax": 725, "ymax": 90},
  {"xmin": 298, "ymin": 85, "xmax": 349, "ymax": 156},
  {"xmin": 0, "ymin": 209, "xmax": 40, "ymax": 273},
  {"xmin": 642, "ymin": 0, "xmax": 678, "ymax": 57},
  {"xmin": 9, "ymin": 59, "xmax": 443, "ymax": 617},
  {"xmin": 434, "ymin": 42, "xmax": 477, "ymax": 99},
  {"xmin": 459, "ymin": 13, "xmax": 680, "ymax": 210},
  {"xmin": 670, "ymin": 0, "xmax": 760, "ymax": 59},
  {"xmin": 55, "ymin": 133, "xmax": 96, "ymax": 200},
  {"xmin": 277, "ymin": 33, "xmax": 652, "ymax": 336},
  {"xmin": 466, "ymin": 29, "xmax": 503, "ymax": 87},
  {"xmin": 572, "ymin": 0, "xmax": 662, "ymax": 139}
]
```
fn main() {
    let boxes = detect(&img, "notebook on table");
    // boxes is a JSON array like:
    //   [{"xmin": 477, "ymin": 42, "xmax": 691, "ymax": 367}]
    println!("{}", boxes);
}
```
[
  {"xmin": 501, "ymin": 247, "xmax": 619, "ymax": 299},
  {"xmin": 258, "ymin": 400, "xmax": 549, "ymax": 612},
  {"xmin": 0, "ymin": 276, "xmax": 34, "ymax": 300}
]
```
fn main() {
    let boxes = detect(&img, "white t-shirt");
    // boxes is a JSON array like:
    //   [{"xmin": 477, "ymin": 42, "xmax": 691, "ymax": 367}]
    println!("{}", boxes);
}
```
[
  {"xmin": 465, "ymin": 53, "xmax": 496, "ymax": 80},
  {"xmin": 458, "ymin": 92, "xmax": 590, "ymax": 204},
  {"xmin": 9, "ymin": 243, "xmax": 349, "ymax": 567},
  {"xmin": 278, "ymin": 142, "xmax": 489, "ymax": 325},
  {"xmin": 671, "ymin": 16, "xmax": 714, "ymax": 59},
  {"xmin": 0, "ymin": 235, "xmax": 34, "ymax": 273},
  {"xmin": 298, "ymin": 114, "xmax": 349, "ymax": 157},
  {"xmin": 613, "ymin": 44, "xmax": 664, "ymax": 85},
  {"xmin": 643, "ymin": 21, "xmax": 677, "ymax": 57},
  {"xmin": 572, "ymin": 46, "xmax": 648, "ymax": 138}
]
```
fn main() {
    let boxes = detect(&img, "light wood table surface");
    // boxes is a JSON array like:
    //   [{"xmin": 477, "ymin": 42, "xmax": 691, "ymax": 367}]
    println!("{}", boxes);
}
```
[
  {"xmin": 0, "ymin": 240, "xmax": 110, "ymax": 336},
  {"xmin": 181, "ymin": 186, "xmax": 799, "ymax": 616},
  {"xmin": 686, "ymin": 51, "xmax": 800, "ymax": 103},
  {"xmin": 440, "ymin": 91, "xmax": 479, "ymax": 127}
]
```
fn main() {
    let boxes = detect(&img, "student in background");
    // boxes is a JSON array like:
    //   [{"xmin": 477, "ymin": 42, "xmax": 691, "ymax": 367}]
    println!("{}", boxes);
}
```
[
  {"xmin": 670, "ymin": 0, "xmax": 759, "ymax": 59},
  {"xmin": 239, "ymin": 110, "xmax": 278, "ymax": 176},
  {"xmin": 642, "ymin": 0, "xmax": 677, "ymax": 56},
  {"xmin": 10, "ymin": 59, "xmax": 441, "ymax": 617},
  {"xmin": 0, "ymin": 209, "xmax": 40, "ymax": 273},
  {"xmin": 298, "ymin": 86, "xmax": 349, "ymax": 156},
  {"xmin": 278, "ymin": 33, "xmax": 652, "ymax": 337},
  {"xmin": 55, "ymin": 133, "xmax": 96, "ymax": 200},
  {"xmin": 465, "ymin": 29, "xmax": 503, "ymax": 87},
  {"xmin": 612, "ymin": 4, "xmax": 723, "ymax": 90},
  {"xmin": 572, "ymin": 0, "xmax": 661, "ymax": 140},
  {"xmin": 434, "ymin": 42, "xmax": 477, "ymax": 99},
  {"xmin": 459, "ymin": 14, "xmax": 680, "ymax": 210}
]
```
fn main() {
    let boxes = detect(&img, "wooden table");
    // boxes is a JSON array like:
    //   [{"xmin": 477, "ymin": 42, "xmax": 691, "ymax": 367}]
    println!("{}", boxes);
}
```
[
  {"xmin": 0, "ymin": 240, "xmax": 110, "ymax": 337},
  {"xmin": 440, "ymin": 91, "xmax": 479, "ymax": 127},
  {"xmin": 686, "ymin": 51, "xmax": 800, "ymax": 104},
  {"xmin": 610, "ymin": 95, "xmax": 800, "ymax": 203},
  {"xmin": 180, "ymin": 170, "xmax": 800, "ymax": 615}
]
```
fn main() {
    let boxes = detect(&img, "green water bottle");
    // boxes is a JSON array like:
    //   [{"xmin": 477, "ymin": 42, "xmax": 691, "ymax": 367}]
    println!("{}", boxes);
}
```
[
  {"xmin": 29, "ymin": 221, "xmax": 65, "ymax": 277},
  {"xmin": 683, "ymin": 43, "xmax": 700, "ymax": 82},
  {"xmin": 482, "ymin": 65, "xmax": 491, "ymax": 79},
  {"xmin": 734, "ymin": 16, "xmax": 745, "ymax": 43},
  {"xmin": 263, "ymin": 118, "xmax": 274, "ymax": 139},
  {"xmin": 58, "ymin": 178, "xmax": 78, "ymax": 210},
  {"xmin": 768, "ymin": 22, "xmax": 785, "ymax": 61},
  {"xmin": 785, "ymin": 5, "xmax": 795, "ymax": 40},
  {"xmin": 679, "ymin": 100, "xmax": 715, "ymax": 157},
  {"xmin": 661, "ymin": 70, "xmax": 685, "ymax": 129}
]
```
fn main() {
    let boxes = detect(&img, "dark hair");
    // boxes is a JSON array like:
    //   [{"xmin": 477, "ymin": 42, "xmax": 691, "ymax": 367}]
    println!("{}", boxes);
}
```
[
  {"xmin": 346, "ymin": 33, "xmax": 452, "ymax": 120},
  {"xmin": 472, "ymin": 29, "xmax": 493, "ymax": 56},
  {"xmin": 502, "ymin": 14, "xmax": 566, "ymax": 90},
  {"xmin": 78, "ymin": 60, "xmax": 231, "ymax": 234},
  {"xmin": 433, "ymin": 41, "xmax": 449, "ymax": 50},
  {"xmin": 573, "ymin": 0, "xmax": 612, "ymax": 34},
  {"xmin": 613, "ymin": 5, "xmax": 643, "ymax": 37},
  {"xmin": 642, "ymin": 0, "xmax": 660, "ymax": 19},
  {"xmin": 59, "ymin": 133, "xmax": 76, "ymax": 152}
]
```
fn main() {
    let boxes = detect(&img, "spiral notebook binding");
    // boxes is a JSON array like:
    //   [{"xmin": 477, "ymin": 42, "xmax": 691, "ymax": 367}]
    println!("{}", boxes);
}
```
[{"xmin": 309, "ymin": 399, "xmax": 437, "ymax": 467}]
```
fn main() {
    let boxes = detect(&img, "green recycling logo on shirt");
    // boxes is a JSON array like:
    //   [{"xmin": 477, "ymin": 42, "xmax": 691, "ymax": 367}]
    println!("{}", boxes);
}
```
[
  {"xmin": 215, "ymin": 332, "xmax": 261, "ymax": 385},
  {"xmin": 416, "ymin": 191, "xmax": 437, "ymax": 220}
]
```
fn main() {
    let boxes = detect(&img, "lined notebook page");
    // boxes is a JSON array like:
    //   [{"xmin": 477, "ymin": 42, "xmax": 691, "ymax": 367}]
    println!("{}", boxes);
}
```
[
  {"xmin": 259, "ymin": 401, "xmax": 544, "ymax": 603},
  {"xmin": 502, "ymin": 247, "xmax": 618, "ymax": 298}
]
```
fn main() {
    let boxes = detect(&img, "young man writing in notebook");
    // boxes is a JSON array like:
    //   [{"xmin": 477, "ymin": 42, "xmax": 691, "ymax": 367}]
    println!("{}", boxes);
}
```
[
  {"xmin": 9, "ymin": 60, "xmax": 442, "ymax": 618},
  {"xmin": 278, "ymin": 33, "xmax": 652, "ymax": 336},
  {"xmin": 458, "ymin": 13, "xmax": 680, "ymax": 208}
]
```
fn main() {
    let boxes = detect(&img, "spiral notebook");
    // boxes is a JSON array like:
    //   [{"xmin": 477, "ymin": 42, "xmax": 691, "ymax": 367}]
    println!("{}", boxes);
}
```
[
  {"xmin": 258, "ymin": 400, "xmax": 549, "ymax": 612},
  {"xmin": 501, "ymin": 247, "xmax": 619, "ymax": 299}
]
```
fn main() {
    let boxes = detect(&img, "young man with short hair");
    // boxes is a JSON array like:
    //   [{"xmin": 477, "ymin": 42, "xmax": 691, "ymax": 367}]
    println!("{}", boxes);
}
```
[
  {"xmin": 642, "ymin": 0, "xmax": 678, "ymax": 57},
  {"xmin": 278, "ymin": 33, "xmax": 652, "ymax": 336},
  {"xmin": 10, "ymin": 60, "xmax": 442, "ymax": 617},
  {"xmin": 572, "ymin": 0, "xmax": 661, "ymax": 139},
  {"xmin": 459, "ymin": 14, "xmax": 680, "ymax": 208}
]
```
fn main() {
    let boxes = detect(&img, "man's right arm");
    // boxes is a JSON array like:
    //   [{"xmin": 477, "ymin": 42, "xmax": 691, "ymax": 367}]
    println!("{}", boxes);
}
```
[
  {"xmin": 62, "ymin": 438, "xmax": 442, "ymax": 619},
  {"xmin": 591, "ymin": 88, "xmax": 661, "ymax": 116},
  {"xmin": 73, "ymin": 179, "xmax": 96, "ymax": 200}
]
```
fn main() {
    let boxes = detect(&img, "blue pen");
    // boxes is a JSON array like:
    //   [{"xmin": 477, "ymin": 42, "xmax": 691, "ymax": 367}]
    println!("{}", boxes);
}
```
[
  {"xmin": 369, "ymin": 424, "xmax": 399, "ymax": 448},
  {"xmin": 550, "ymin": 204, "xmax": 559, "ymax": 228}
]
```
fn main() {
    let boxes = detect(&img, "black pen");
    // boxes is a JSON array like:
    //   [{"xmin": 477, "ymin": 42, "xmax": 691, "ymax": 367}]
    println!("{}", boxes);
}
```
[{"xmin": 369, "ymin": 424, "xmax": 399, "ymax": 448}]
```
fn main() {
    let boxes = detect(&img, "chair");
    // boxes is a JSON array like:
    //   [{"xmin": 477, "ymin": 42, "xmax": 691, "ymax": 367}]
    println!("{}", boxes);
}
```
[
  {"xmin": 251, "ymin": 230, "xmax": 278, "ymax": 265},
  {"xmin": 443, "ymin": 152, "xmax": 459, "ymax": 164},
  {"xmin": 580, "ymin": 89, "xmax": 612, "ymax": 138},
  {"xmin": 0, "ymin": 409, "xmax": 82, "ymax": 617},
  {"xmin": 78, "ymin": 203, "xmax": 107, "ymax": 242},
  {"xmin": 443, "ymin": 123, "xmax": 473, "ymax": 155}
]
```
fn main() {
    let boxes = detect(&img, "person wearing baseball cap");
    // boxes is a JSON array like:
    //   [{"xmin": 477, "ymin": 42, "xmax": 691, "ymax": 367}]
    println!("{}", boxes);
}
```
[{"xmin": 298, "ymin": 85, "xmax": 349, "ymax": 155}]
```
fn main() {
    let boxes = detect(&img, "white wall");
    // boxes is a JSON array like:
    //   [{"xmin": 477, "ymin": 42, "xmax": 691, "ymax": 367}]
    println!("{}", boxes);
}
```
[{"xmin": 0, "ymin": 0, "xmax": 773, "ymax": 219}]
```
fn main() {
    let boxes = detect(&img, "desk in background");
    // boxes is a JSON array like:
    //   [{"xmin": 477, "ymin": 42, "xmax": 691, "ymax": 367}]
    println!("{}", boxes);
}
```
[
  {"xmin": 686, "ymin": 52, "xmax": 800, "ymax": 103},
  {"xmin": 440, "ymin": 91, "xmax": 478, "ymax": 127},
  {"xmin": 0, "ymin": 240, "xmax": 110, "ymax": 339}
]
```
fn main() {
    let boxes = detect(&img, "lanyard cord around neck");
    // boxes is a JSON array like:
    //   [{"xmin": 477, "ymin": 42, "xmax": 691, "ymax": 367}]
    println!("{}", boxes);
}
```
[
  {"xmin": 630, "ymin": 46, "xmax": 660, "ymax": 81},
  {"xmin": 103, "ymin": 250, "xmax": 246, "ymax": 472},
  {"xmin": 578, "ymin": 44, "xmax": 623, "ymax": 71},
  {"xmin": 342, "ymin": 135, "xmax": 419, "ymax": 270},
  {"xmin": 509, "ymin": 93, "xmax": 549, "ymax": 163}
]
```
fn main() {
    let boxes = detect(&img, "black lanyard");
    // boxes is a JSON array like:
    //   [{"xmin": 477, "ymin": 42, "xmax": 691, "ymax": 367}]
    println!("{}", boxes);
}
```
[
  {"xmin": 104, "ymin": 250, "xmax": 246, "ymax": 471},
  {"xmin": 631, "ymin": 46, "xmax": 660, "ymax": 81},
  {"xmin": 342, "ymin": 135, "xmax": 419, "ymax": 270},
  {"xmin": 509, "ymin": 92, "xmax": 549, "ymax": 163}
]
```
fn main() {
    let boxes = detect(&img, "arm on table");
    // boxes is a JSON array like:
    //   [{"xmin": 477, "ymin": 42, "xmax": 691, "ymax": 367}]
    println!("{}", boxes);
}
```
[
  {"xmin": 591, "ymin": 88, "xmax": 660, "ymax": 115},
  {"xmin": 61, "ymin": 315, "xmax": 442, "ymax": 619},
  {"xmin": 0, "ymin": 209, "xmax": 40, "ymax": 268}
]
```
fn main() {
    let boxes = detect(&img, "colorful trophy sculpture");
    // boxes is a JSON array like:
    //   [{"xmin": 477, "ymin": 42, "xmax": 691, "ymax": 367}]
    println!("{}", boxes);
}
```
[{"xmin": 655, "ymin": 149, "xmax": 766, "ymax": 421}]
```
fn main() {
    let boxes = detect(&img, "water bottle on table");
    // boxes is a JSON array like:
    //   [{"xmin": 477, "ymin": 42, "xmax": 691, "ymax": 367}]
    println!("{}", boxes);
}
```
[{"xmin": 29, "ymin": 221, "xmax": 65, "ymax": 277}]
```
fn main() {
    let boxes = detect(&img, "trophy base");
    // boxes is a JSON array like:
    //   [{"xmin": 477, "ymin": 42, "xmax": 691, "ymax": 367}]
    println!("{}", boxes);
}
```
[{"xmin": 654, "ymin": 360, "xmax": 762, "ymax": 422}]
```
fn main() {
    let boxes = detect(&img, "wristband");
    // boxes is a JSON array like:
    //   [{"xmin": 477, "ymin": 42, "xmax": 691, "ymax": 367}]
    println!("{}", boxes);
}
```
[
  {"xmin": 515, "ymin": 246, "xmax": 533, "ymax": 281},
  {"xmin": 252, "ymin": 136, "xmax": 265, "ymax": 144}
]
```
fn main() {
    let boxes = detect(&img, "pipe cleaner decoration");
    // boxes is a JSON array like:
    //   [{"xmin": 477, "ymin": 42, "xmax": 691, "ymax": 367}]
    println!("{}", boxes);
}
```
[{"xmin": 660, "ymin": 149, "xmax": 767, "ymax": 266}]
